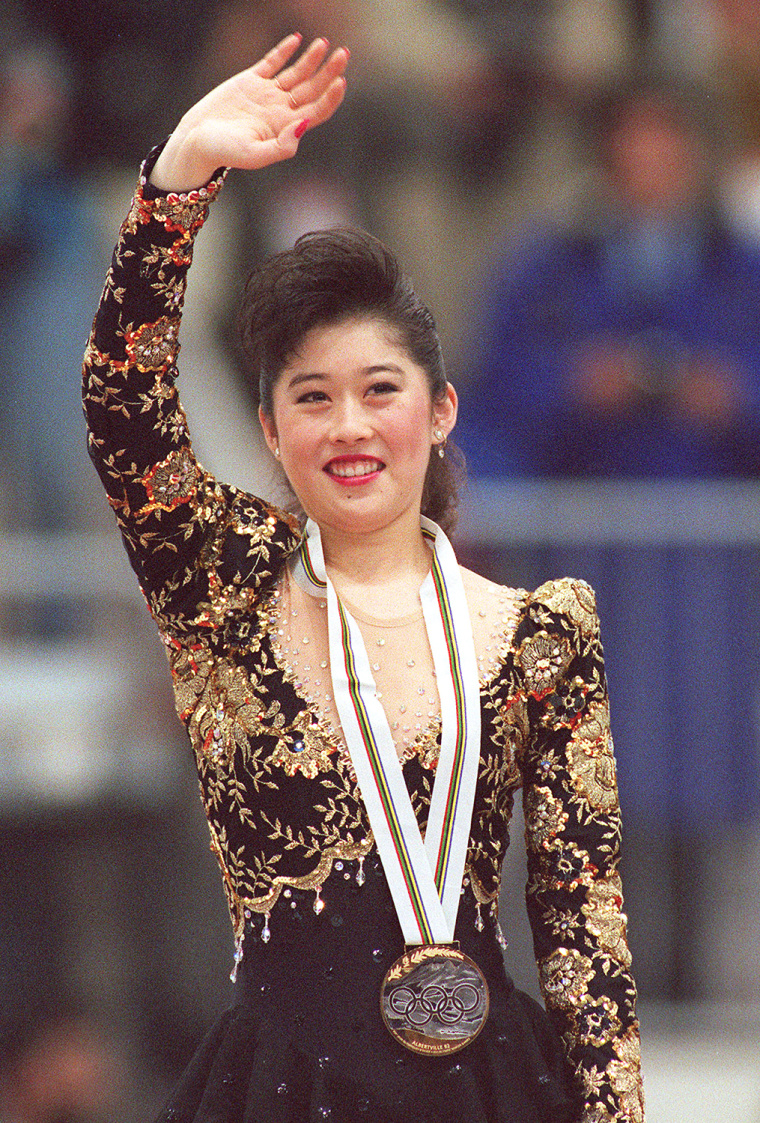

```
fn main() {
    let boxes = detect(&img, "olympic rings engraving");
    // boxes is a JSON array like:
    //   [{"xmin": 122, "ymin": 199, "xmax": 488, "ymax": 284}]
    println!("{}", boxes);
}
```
[
  {"xmin": 387, "ymin": 980, "xmax": 483, "ymax": 1027},
  {"xmin": 381, "ymin": 950, "xmax": 490, "ymax": 1054}
]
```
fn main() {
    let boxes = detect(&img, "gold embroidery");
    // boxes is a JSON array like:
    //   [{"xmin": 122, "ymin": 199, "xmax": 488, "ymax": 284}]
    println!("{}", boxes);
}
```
[
  {"xmin": 139, "ymin": 448, "xmax": 200, "ymax": 513},
  {"xmin": 582, "ymin": 875, "xmax": 633, "ymax": 968},
  {"xmin": 583, "ymin": 1105, "xmax": 615, "ymax": 1123},
  {"xmin": 567, "ymin": 702, "xmax": 619, "ymax": 814},
  {"xmin": 518, "ymin": 630, "xmax": 573, "ymax": 697},
  {"xmin": 271, "ymin": 726, "xmax": 337, "ymax": 779},
  {"xmin": 228, "ymin": 840, "xmax": 375, "ymax": 936},
  {"xmin": 609, "ymin": 1028, "xmax": 645, "ymax": 1122},
  {"xmin": 524, "ymin": 784, "xmax": 569, "ymax": 846},
  {"xmin": 172, "ymin": 646, "xmax": 266, "ymax": 769},
  {"xmin": 580, "ymin": 1066, "xmax": 607, "ymax": 1099},
  {"xmin": 124, "ymin": 316, "xmax": 180, "ymax": 372},
  {"xmin": 539, "ymin": 577, "xmax": 599, "ymax": 634},
  {"xmin": 495, "ymin": 694, "xmax": 529, "ymax": 771},
  {"xmin": 543, "ymin": 905, "xmax": 583, "ymax": 942},
  {"xmin": 569, "ymin": 996, "xmax": 622, "ymax": 1047},
  {"xmin": 536, "ymin": 836, "xmax": 595, "ymax": 891},
  {"xmin": 540, "ymin": 946, "xmax": 595, "ymax": 1009},
  {"xmin": 147, "ymin": 193, "xmax": 215, "ymax": 237}
]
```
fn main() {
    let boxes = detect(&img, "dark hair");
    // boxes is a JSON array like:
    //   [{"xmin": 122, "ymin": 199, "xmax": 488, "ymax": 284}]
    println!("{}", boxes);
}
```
[{"xmin": 239, "ymin": 227, "xmax": 463, "ymax": 532}]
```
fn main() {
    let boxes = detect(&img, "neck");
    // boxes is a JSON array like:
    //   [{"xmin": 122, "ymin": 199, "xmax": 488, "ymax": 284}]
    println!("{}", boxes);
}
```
[{"xmin": 317, "ymin": 514, "xmax": 433, "ymax": 615}]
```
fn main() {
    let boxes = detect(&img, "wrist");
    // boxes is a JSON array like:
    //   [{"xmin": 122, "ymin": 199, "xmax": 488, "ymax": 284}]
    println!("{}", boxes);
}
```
[
  {"xmin": 148, "ymin": 125, "xmax": 218, "ymax": 192},
  {"xmin": 139, "ymin": 143, "xmax": 227, "ymax": 208}
]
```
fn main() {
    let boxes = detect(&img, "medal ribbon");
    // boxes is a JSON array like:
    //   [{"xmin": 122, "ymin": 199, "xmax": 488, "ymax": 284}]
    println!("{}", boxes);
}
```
[{"xmin": 292, "ymin": 517, "xmax": 481, "ymax": 945}]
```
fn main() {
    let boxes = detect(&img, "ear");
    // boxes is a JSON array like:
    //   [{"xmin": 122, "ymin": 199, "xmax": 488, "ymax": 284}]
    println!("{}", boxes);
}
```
[
  {"xmin": 433, "ymin": 382, "xmax": 458, "ymax": 438},
  {"xmin": 259, "ymin": 406, "xmax": 279, "ymax": 457}
]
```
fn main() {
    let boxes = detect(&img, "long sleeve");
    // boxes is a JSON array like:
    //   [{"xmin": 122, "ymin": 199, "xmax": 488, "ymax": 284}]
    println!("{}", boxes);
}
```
[
  {"xmin": 517, "ymin": 577, "xmax": 644, "ymax": 1122},
  {"xmin": 82, "ymin": 151, "xmax": 301, "ymax": 638}
]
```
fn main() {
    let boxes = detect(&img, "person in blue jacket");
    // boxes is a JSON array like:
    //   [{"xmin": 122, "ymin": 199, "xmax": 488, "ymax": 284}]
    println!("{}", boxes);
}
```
[{"xmin": 459, "ymin": 76, "xmax": 760, "ymax": 479}]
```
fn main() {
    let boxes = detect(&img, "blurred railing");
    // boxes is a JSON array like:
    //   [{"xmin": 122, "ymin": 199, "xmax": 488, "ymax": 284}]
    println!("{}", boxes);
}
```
[
  {"xmin": 4, "ymin": 479, "xmax": 760, "ymax": 602},
  {"xmin": 0, "ymin": 528, "xmax": 139, "ymax": 599},
  {"xmin": 458, "ymin": 479, "xmax": 760, "ymax": 546}
]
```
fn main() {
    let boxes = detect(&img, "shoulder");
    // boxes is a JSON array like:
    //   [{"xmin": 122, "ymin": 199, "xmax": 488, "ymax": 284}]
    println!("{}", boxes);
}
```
[
  {"xmin": 526, "ymin": 575, "xmax": 601, "ymax": 636},
  {"xmin": 205, "ymin": 488, "xmax": 302, "ymax": 591},
  {"xmin": 459, "ymin": 566, "xmax": 527, "ymax": 676},
  {"xmin": 229, "ymin": 489, "xmax": 300, "ymax": 532},
  {"xmin": 224, "ymin": 490, "xmax": 302, "ymax": 554},
  {"xmin": 459, "ymin": 568, "xmax": 601, "ymax": 633},
  {"xmin": 515, "ymin": 578, "xmax": 606, "ymax": 700}
]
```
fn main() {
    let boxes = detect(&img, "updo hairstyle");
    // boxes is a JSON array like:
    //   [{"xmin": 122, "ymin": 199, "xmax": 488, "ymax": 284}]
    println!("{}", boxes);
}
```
[{"xmin": 239, "ymin": 228, "xmax": 462, "ymax": 533}]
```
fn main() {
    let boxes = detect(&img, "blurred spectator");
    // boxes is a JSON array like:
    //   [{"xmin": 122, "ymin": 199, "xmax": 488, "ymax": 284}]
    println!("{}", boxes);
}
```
[
  {"xmin": 0, "ymin": 32, "xmax": 104, "ymax": 526},
  {"xmin": 457, "ymin": 74, "xmax": 760, "ymax": 999},
  {"xmin": 0, "ymin": 26, "xmax": 107, "ymax": 635},
  {"xmin": 548, "ymin": 0, "xmax": 633, "ymax": 93},
  {"xmin": 459, "ymin": 75, "xmax": 760, "ymax": 478},
  {"xmin": 0, "ymin": 1005, "xmax": 120, "ymax": 1123},
  {"xmin": 709, "ymin": 0, "xmax": 760, "ymax": 242}
]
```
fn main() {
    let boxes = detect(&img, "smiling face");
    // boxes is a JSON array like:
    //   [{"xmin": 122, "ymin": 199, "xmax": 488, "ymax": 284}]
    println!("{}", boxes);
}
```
[{"xmin": 259, "ymin": 317, "xmax": 457, "ymax": 542}]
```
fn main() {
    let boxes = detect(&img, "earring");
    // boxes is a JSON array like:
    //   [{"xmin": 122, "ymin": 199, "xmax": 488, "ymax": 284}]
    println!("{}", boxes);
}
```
[
  {"xmin": 274, "ymin": 445, "xmax": 280, "ymax": 459},
  {"xmin": 433, "ymin": 427, "xmax": 446, "ymax": 459}
]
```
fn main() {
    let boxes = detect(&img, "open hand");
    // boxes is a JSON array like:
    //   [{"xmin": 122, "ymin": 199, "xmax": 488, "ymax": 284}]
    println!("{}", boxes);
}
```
[{"xmin": 150, "ymin": 34, "xmax": 349, "ymax": 192}]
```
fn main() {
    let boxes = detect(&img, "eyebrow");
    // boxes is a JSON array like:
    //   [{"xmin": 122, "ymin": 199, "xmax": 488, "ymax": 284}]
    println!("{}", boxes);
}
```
[
  {"xmin": 286, "ymin": 363, "xmax": 405, "ymax": 390},
  {"xmin": 287, "ymin": 372, "xmax": 327, "ymax": 389}
]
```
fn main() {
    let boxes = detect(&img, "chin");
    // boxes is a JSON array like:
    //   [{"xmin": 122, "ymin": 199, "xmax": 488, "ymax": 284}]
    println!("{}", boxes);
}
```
[{"xmin": 330, "ymin": 503, "xmax": 419, "ymax": 538}]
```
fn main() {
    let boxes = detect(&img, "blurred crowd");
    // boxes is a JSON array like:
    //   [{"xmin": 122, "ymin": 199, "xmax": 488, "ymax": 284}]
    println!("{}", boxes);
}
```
[
  {"xmin": 3, "ymin": 0, "xmax": 760, "ymax": 1114},
  {"xmin": 6, "ymin": 0, "xmax": 760, "ymax": 528}
]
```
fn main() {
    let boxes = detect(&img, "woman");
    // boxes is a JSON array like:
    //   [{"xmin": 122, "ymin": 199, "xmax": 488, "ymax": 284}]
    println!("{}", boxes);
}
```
[{"xmin": 83, "ymin": 35, "xmax": 644, "ymax": 1123}]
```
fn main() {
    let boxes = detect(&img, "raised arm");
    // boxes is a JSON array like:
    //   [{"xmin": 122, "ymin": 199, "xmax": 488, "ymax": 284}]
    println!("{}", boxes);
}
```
[{"xmin": 83, "ymin": 37, "xmax": 348, "ymax": 627}]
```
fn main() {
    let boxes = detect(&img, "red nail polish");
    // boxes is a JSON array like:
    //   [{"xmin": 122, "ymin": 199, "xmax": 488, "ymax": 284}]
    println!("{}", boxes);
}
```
[{"xmin": 295, "ymin": 119, "xmax": 310, "ymax": 139}]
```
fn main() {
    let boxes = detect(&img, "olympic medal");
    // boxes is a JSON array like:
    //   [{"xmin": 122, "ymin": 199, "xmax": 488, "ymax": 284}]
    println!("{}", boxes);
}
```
[{"xmin": 380, "ymin": 944, "xmax": 490, "ymax": 1056}]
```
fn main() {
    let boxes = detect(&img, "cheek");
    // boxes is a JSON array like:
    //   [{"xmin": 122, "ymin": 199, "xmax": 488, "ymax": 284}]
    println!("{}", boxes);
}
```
[
  {"xmin": 392, "ymin": 402, "xmax": 434, "ymax": 454},
  {"xmin": 272, "ymin": 409, "xmax": 312, "ymax": 458}
]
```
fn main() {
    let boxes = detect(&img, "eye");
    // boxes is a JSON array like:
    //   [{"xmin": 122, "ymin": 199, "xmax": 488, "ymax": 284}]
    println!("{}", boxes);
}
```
[
  {"xmin": 295, "ymin": 389, "xmax": 329, "ymax": 404},
  {"xmin": 367, "ymin": 380, "xmax": 399, "ymax": 396}
]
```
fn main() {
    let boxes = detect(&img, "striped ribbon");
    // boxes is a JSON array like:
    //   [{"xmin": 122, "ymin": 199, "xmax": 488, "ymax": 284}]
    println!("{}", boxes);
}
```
[{"xmin": 292, "ymin": 517, "xmax": 481, "ymax": 945}]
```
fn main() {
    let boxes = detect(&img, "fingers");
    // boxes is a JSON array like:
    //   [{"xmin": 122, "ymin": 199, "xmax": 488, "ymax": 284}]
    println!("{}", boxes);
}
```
[
  {"xmin": 299, "ymin": 73, "xmax": 348, "ymax": 129},
  {"xmin": 267, "ymin": 40, "xmax": 348, "ymax": 135},
  {"xmin": 214, "ymin": 35, "xmax": 349, "ymax": 174},
  {"xmin": 273, "ymin": 37, "xmax": 332, "ymax": 91},
  {"xmin": 289, "ymin": 46, "xmax": 349, "ymax": 109},
  {"xmin": 250, "ymin": 117, "xmax": 310, "ymax": 168},
  {"xmin": 254, "ymin": 33, "xmax": 304, "ymax": 79},
  {"xmin": 251, "ymin": 36, "xmax": 349, "ymax": 125}
]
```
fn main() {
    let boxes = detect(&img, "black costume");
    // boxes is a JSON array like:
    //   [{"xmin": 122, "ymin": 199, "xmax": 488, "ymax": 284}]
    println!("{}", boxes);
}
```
[{"xmin": 82, "ymin": 152, "xmax": 644, "ymax": 1122}]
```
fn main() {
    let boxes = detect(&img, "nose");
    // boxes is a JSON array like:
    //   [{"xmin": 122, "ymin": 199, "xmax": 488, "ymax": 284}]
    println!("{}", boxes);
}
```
[{"xmin": 328, "ymin": 395, "xmax": 373, "ymax": 443}]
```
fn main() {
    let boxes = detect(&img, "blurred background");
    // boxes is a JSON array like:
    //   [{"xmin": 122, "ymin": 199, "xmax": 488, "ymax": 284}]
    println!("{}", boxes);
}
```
[{"xmin": 1, "ymin": 0, "xmax": 759, "ymax": 1119}]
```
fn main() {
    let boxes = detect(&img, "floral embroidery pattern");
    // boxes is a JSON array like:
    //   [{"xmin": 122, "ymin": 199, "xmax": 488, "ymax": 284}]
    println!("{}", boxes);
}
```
[
  {"xmin": 518, "ymin": 630, "xmax": 574, "ymax": 698},
  {"xmin": 567, "ymin": 703, "xmax": 619, "ymax": 814},
  {"xmin": 83, "ymin": 153, "xmax": 644, "ymax": 1122},
  {"xmin": 570, "ymin": 996, "xmax": 622, "ymax": 1048},
  {"xmin": 581, "ymin": 875, "xmax": 632, "ymax": 967},
  {"xmin": 124, "ymin": 316, "xmax": 179, "ymax": 372},
  {"xmin": 139, "ymin": 448, "xmax": 200, "ymax": 513},
  {"xmin": 271, "ymin": 724, "xmax": 337, "ymax": 779},
  {"xmin": 540, "ymin": 947, "xmax": 596, "ymax": 1009}
]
